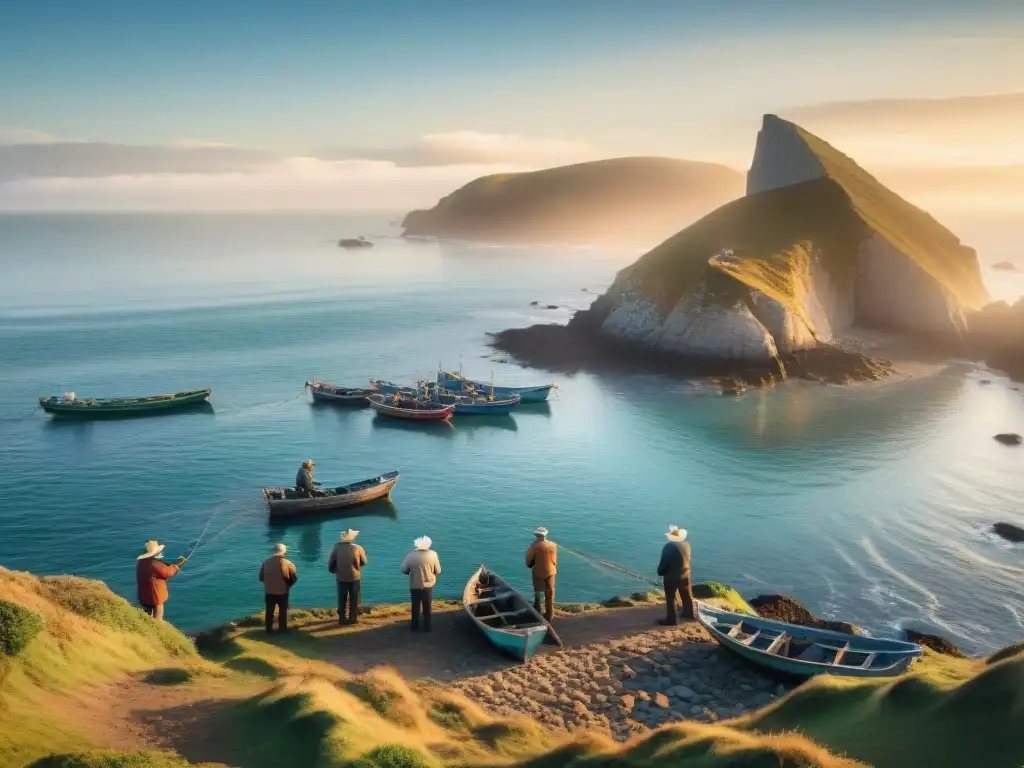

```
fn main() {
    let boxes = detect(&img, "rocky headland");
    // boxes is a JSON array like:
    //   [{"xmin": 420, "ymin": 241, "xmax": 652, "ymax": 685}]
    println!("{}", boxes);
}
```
[
  {"xmin": 401, "ymin": 157, "xmax": 745, "ymax": 247},
  {"xmin": 491, "ymin": 115, "xmax": 991, "ymax": 389}
]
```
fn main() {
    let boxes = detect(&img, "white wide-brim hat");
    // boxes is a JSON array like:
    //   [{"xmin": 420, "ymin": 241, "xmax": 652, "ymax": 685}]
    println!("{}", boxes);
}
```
[
  {"xmin": 274, "ymin": 543, "xmax": 287, "ymax": 555},
  {"xmin": 340, "ymin": 529, "xmax": 359, "ymax": 542},
  {"xmin": 665, "ymin": 525, "xmax": 688, "ymax": 542},
  {"xmin": 414, "ymin": 536, "xmax": 432, "ymax": 550},
  {"xmin": 534, "ymin": 527, "xmax": 549, "ymax": 537},
  {"xmin": 138, "ymin": 540, "xmax": 166, "ymax": 560}
]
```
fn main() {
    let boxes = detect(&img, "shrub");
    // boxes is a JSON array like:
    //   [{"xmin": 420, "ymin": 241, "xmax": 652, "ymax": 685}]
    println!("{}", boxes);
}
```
[
  {"xmin": 0, "ymin": 598, "xmax": 44, "ymax": 657},
  {"xmin": 29, "ymin": 750, "xmax": 193, "ymax": 768},
  {"xmin": 350, "ymin": 744, "xmax": 429, "ymax": 768}
]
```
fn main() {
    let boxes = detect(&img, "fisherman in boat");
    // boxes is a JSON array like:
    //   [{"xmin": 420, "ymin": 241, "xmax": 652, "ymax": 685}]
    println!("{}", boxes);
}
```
[
  {"xmin": 656, "ymin": 525, "xmax": 695, "ymax": 625},
  {"xmin": 400, "ymin": 536, "xmax": 441, "ymax": 632},
  {"xmin": 258, "ymin": 543, "xmax": 298, "ymax": 633},
  {"xmin": 295, "ymin": 459, "xmax": 325, "ymax": 497},
  {"xmin": 525, "ymin": 527, "xmax": 557, "ymax": 623},
  {"xmin": 328, "ymin": 529, "xmax": 367, "ymax": 625},
  {"xmin": 135, "ymin": 540, "xmax": 186, "ymax": 621}
]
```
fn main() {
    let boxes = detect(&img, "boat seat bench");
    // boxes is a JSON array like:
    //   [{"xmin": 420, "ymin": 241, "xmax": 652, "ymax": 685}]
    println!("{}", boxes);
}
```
[
  {"xmin": 468, "ymin": 592, "xmax": 517, "ymax": 605},
  {"xmin": 479, "ymin": 609, "xmax": 531, "ymax": 621}
]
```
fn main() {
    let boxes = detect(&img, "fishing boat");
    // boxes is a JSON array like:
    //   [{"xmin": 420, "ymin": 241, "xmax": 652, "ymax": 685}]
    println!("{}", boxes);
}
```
[
  {"xmin": 306, "ymin": 379, "xmax": 372, "ymax": 406},
  {"xmin": 262, "ymin": 470, "xmax": 400, "ymax": 518},
  {"xmin": 429, "ymin": 385, "xmax": 521, "ymax": 414},
  {"xmin": 38, "ymin": 388, "xmax": 212, "ymax": 417},
  {"xmin": 437, "ymin": 369, "xmax": 555, "ymax": 403},
  {"xmin": 696, "ymin": 603, "xmax": 923, "ymax": 678},
  {"xmin": 368, "ymin": 379, "xmax": 422, "ymax": 397},
  {"xmin": 463, "ymin": 566, "xmax": 556, "ymax": 661},
  {"xmin": 367, "ymin": 393, "xmax": 454, "ymax": 421}
]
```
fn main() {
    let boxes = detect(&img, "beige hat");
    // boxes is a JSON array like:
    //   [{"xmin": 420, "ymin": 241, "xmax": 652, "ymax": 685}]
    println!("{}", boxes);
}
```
[
  {"xmin": 533, "ymin": 527, "xmax": 548, "ymax": 537},
  {"xmin": 414, "ymin": 535, "xmax": 432, "ymax": 550},
  {"xmin": 340, "ymin": 529, "xmax": 359, "ymax": 542},
  {"xmin": 137, "ymin": 540, "xmax": 166, "ymax": 560},
  {"xmin": 303, "ymin": 459, "xmax": 315, "ymax": 467},
  {"xmin": 665, "ymin": 525, "xmax": 687, "ymax": 542},
  {"xmin": 274, "ymin": 543, "xmax": 287, "ymax": 555}
]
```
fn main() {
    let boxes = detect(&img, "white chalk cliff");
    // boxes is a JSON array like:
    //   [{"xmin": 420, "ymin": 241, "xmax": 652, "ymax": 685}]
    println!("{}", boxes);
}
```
[{"xmin": 585, "ymin": 115, "xmax": 987, "ymax": 361}]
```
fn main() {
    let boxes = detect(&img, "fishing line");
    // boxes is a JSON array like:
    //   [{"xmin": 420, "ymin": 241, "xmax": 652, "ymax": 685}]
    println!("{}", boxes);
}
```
[{"xmin": 524, "ymin": 529, "xmax": 661, "ymax": 588}]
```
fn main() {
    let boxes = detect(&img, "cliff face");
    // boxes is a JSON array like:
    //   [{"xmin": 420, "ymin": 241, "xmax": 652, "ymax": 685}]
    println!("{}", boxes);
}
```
[
  {"xmin": 582, "ymin": 116, "xmax": 988, "ymax": 360},
  {"xmin": 401, "ymin": 157, "xmax": 745, "ymax": 247}
]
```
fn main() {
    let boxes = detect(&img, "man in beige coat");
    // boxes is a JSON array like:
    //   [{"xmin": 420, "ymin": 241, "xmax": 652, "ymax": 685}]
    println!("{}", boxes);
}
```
[
  {"xmin": 400, "ymin": 535, "xmax": 441, "ymax": 632},
  {"xmin": 259, "ymin": 543, "xmax": 298, "ymax": 633},
  {"xmin": 526, "ymin": 527, "xmax": 557, "ymax": 622},
  {"xmin": 328, "ymin": 529, "xmax": 367, "ymax": 625}
]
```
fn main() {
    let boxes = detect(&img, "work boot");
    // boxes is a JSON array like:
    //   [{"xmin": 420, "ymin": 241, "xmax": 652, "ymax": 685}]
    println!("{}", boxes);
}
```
[{"xmin": 657, "ymin": 618, "xmax": 678, "ymax": 626}]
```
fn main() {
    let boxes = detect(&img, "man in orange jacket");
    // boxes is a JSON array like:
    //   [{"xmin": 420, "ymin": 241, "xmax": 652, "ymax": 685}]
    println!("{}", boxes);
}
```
[
  {"xmin": 135, "ymin": 540, "xmax": 185, "ymax": 620},
  {"xmin": 525, "ymin": 527, "xmax": 557, "ymax": 623}
]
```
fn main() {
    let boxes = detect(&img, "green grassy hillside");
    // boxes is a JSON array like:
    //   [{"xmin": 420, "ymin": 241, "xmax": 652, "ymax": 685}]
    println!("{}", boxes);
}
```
[{"xmin": 401, "ymin": 157, "xmax": 744, "ymax": 246}]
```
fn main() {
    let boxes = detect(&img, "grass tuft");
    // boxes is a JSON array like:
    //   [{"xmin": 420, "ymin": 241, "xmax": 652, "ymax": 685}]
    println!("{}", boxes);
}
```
[
  {"xmin": 0, "ymin": 598, "xmax": 44, "ymax": 657},
  {"xmin": 27, "ymin": 750, "xmax": 194, "ymax": 768}
]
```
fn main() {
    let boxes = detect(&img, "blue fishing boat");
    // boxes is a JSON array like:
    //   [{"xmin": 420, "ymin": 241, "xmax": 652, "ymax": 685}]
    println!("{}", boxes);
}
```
[
  {"xmin": 463, "ymin": 566, "xmax": 558, "ymax": 661},
  {"xmin": 369, "ymin": 379, "xmax": 422, "ymax": 397},
  {"xmin": 696, "ymin": 603, "xmax": 923, "ymax": 678},
  {"xmin": 437, "ymin": 369, "xmax": 555, "ymax": 403},
  {"xmin": 428, "ymin": 385, "xmax": 521, "ymax": 414}
]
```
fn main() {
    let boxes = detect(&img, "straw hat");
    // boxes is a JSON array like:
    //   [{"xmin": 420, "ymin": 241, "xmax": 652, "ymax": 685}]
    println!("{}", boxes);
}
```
[
  {"xmin": 533, "ymin": 527, "xmax": 549, "ymax": 537},
  {"xmin": 665, "ymin": 525, "xmax": 687, "ymax": 542},
  {"xmin": 303, "ymin": 459, "xmax": 315, "ymax": 468},
  {"xmin": 340, "ymin": 529, "xmax": 359, "ymax": 542},
  {"xmin": 413, "ymin": 536, "xmax": 432, "ymax": 550},
  {"xmin": 137, "ymin": 540, "xmax": 165, "ymax": 560},
  {"xmin": 274, "ymin": 543, "xmax": 287, "ymax": 555}
]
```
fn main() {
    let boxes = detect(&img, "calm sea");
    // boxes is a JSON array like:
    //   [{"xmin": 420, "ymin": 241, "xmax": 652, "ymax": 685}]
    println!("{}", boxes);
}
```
[{"xmin": 0, "ymin": 212, "xmax": 1022, "ymax": 653}]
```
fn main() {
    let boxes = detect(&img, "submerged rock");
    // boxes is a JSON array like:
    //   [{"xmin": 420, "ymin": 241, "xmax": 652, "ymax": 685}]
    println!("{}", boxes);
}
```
[
  {"xmin": 338, "ymin": 237, "xmax": 373, "ymax": 249},
  {"xmin": 904, "ymin": 630, "xmax": 967, "ymax": 658},
  {"xmin": 993, "ymin": 522, "xmax": 1024, "ymax": 542},
  {"xmin": 993, "ymin": 433, "xmax": 1022, "ymax": 445}
]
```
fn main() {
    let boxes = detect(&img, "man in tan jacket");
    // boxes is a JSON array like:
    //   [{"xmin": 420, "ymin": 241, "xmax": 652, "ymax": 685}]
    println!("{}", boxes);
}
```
[
  {"xmin": 526, "ymin": 527, "xmax": 557, "ymax": 622},
  {"xmin": 400, "ymin": 535, "xmax": 441, "ymax": 632},
  {"xmin": 328, "ymin": 529, "xmax": 367, "ymax": 625},
  {"xmin": 258, "ymin": 543, "xmax": 298, "ymax": 633}
]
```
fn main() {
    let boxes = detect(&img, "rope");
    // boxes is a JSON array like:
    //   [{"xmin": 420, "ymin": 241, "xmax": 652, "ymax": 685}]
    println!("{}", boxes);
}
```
[
  {"xmin": 182, "ymin": 499, "xmax": 265, "ymax": 562},
  {"xmin": 524, "ymin": 530, "xmax": 660, "ymax": 588}
]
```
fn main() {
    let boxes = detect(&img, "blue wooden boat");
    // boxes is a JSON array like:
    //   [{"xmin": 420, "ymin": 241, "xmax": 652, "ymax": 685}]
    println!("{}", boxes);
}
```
[
  {"xmin": 463, "ymin": 566, "xmax": 557, "ymax": 661},
  {"xmin": 306, "ymin": 379, "xmax": 371, "ymax": 406},
  {"xmin": 437, "ymin": 369, "xmax": 555, "ymax": 403},
  {"xmin": 428, "ymin": 385, "xmax": 521, "ymax": 414},
  {"xmin": 696, "ymin": 602, "xmax": 923, "ymax": 678},
  {"xmin": 38, "ymin": 388, "xmax": 211, "ymax": 418},
  {"xmin": 369, "ymin": 379, "xmax": 422, "ymax": 397}
]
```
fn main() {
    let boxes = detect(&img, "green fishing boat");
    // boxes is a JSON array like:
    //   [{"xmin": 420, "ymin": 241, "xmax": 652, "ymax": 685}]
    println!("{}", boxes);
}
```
[{"xmin": 38, "ymin": 388, "xmax": 212, "ymax": 418}]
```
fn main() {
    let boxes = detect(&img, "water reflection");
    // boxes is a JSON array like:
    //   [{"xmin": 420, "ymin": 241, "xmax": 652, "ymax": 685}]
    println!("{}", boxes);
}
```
[
  {"xmin": 266, "ymin": 500, "xmax": 399, "ymax": 565},
  {"xmin": 371, "ymin": 415, "xmax": 456, "ymax": 438}
]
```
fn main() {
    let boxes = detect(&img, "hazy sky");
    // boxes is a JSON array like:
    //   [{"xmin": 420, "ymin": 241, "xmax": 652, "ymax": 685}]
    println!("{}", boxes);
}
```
[{"xmin": 1, "ymin": 0, "xmax": 1022, "ymax": 210}]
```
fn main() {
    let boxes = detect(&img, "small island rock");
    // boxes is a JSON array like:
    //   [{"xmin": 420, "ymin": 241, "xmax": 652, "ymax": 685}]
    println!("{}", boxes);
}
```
[
  {"xmin": 994, "ymin": 433, "xmax": 1022, "ymax": 445},
  {"xmin": 338, "ymin": 237, "xmax": 373, "ymax": 249},
  {"xmin": 993, "ymin": 522, "xmax": 1024, "ymax": 542},
  {"xmin": 993, "ymin": 261, "xmax": 1018, "ymax": 271},
  {"xmin": 904, "ymin": 629, "xmax": 967, "ymax": 658},
  {"xmin": 749, "ymin": 594, "xmax": 864, "ymax": 636}
]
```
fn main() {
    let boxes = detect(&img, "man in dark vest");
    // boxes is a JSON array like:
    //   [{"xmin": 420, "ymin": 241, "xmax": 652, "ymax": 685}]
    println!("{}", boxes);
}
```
[{"xmin": 656, "ymin": 525, "xmax": 694, "ymax": 625}]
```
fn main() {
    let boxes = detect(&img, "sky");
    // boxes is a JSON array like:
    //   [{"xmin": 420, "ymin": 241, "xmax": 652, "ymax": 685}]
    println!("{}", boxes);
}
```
[{"xmin": 1, "ymin": 0, "xmax": 1022, "ymax": 210}]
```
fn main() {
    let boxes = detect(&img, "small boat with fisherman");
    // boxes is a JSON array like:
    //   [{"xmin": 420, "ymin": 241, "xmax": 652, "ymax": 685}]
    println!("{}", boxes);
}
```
[
  {"xmin": 38, "ymin": 388, "xmax": 212, "ymax": 418},
  {"xmin": 437, "ymin": 367, "xmax": 555, "ymax": 403},
  {"xmin": 305, "ymin": 379, "xmax": 372, "ymax": 406},
  {"xmin": 262, "ymin": 470, "xmax": 400, "ymax": 518},
  {"xmin": 368, "ymin": 393, "xmax": 454, "ymax": 421},
  {"xmin": 463, "ymin": 565, "xmax": 559, "ymax": 661},
  {"xmin": 696, "ymin": 602, "xmax": 923, "ymax": 678},
  {"xmin": 428, "ymin": 385, "xmax": 520, "ymax": 414}
]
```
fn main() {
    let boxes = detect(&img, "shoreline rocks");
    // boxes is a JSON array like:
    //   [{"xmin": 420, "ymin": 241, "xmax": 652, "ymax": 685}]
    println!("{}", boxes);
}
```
[
  {"xmin": 904, "ymin": 629, "xmax": 967, "ymax": 658},
  {"xmin": 748, "ymin": 594, "xmax": 864, "ymax": 636}
]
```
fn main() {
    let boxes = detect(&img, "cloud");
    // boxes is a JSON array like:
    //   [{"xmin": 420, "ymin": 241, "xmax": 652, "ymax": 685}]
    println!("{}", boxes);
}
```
[
  {"xmin": 314, "ymin": 130, "xmax": 598, "ymax": 168},
  {"xmin": 0, "ymin": 126, "xmax": 58, "ymax": 145},
  {"xmin": 0, "ymin": 156, "xmax": 529, "ymax": 211}
]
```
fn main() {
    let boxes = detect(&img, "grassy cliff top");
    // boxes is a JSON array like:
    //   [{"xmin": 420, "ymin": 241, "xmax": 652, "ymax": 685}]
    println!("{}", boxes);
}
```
[{"xmin": 401, "ymin": 157, "xmax": 744, "ymax": 245}]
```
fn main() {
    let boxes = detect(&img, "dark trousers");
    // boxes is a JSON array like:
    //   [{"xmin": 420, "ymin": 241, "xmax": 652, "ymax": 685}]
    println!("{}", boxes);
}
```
[
  {"xmin": 410, "ymin": 587, "xmax": 432, "ymax": 631},
  {"xmin": 337, "ymin": 580, "xmax": 361, "ymax": 623},
  {"xmin": 265, "ymin": 593, "xmax": 289, "ymax": 632},
  {"xmin": 664, "ymin": 576, "xmax": 695, "ymax": 624},
  {"xmin": 532, "ymin": 574, "xmax": 555, "ymax": 623}
]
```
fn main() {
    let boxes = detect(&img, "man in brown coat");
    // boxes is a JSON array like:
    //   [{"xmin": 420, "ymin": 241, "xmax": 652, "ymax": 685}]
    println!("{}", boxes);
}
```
[
  {"xmin": 656, "ymin": 525, "xmax": 694, "ymax": 625},
  {"xmin": 259, "ymin": 543, "xmax": 298, "ymax": 633},
  {"xmin": 525, "ymin": 527, "xmax": 557, "ymax": 622},
  {"xmin": 327, "ymin": 529, "xmax": 367, "ymax": 625}
]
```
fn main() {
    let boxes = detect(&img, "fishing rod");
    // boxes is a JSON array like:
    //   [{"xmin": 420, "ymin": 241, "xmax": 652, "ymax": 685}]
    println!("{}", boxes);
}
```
[{"xmin": 524, "ymin": 529, "xmax": 661, "ymax": 588}]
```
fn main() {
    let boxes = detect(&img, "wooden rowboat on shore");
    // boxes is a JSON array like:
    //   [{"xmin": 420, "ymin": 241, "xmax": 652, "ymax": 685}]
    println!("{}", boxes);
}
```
[
  {"xmin": 38, "ymin": 388, "xmax": 212, "ymax": 418},
  {"xmin": 262, "ymin": 470, "xmax": 400, "ymax": 518},
  {"xmin": 463, "ymin": 566, "xmax": 559, "ymax": 661},
  {"xmin": 306, "ymin": 379, "xmax": 372, "ymax": 406},
  {"xmin": 696, "ymin": 602, "xmax": 923, "ymax": 678},
  {"xmin": 368, "ymin": 393, "xmax": 453, "ymax": 421}
]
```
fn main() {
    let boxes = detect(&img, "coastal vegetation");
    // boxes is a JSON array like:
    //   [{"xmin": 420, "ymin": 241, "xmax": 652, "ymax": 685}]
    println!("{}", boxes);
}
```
[
  {"xmin": 401, "ymin": 157, "xmax": 744, "ymax": 247},
  {"xmin": 2, "ymin": 566, "xmax": 1022, "ymax": 768}
]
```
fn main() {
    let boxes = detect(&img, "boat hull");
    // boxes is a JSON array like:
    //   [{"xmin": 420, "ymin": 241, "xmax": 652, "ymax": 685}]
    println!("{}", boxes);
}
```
[
  {"xmin": 38, "ymin": 388, "xmax": 212, "ymax": 418},
  {"xmin": 696, "ymin": 603, "xmax": 923, "ymax": 678},
  {"xmin": 463, "ymin": 565, "xmax": 551, "ymax": 661},
  {"xmin": 437, "ymin": 371, "xmax": 553, "ymax": 403},
  {"xmin": 306, "ymin": 380, "xmax": 371, "ymax": 406},
  {"xmin": 368, "ymin": 394, "xmax": 453, "ymax": 421},
  {"xmin": 263, "ymin": 470, "xmax": 399, "ymax": 518}
]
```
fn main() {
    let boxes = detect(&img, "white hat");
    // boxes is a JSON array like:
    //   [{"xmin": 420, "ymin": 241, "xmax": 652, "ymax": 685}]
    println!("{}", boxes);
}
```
[
  {"xmin": 274, "ymin": 543, "xmax": 287, "ymax": 555},
  {"xmin": 534, "ymin": 527, "xmax": 548, "ymax": 537},
  {"xmin": 340, "ymin": 529, "xmax": 359, "ymax": 542},
  {"xmin": 303, "ymin": 458, "xmax": 315, "ymax": 467},
  {"xmin": 665, "ymin": 525, "xmax": 687, "ymax": 542},
  {"xmin": 414, "ymin": 536, "xmax": 432, "ymax": 550},
  {"xmin": 138, "ymin": 540, "xmax": 166, "ymax": 560}
]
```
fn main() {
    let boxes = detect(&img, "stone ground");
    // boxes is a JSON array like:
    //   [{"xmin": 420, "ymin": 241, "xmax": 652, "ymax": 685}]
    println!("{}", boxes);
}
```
[{"xmin": 449, "ymin": 618, "xmax": 794, "ymax": 741}]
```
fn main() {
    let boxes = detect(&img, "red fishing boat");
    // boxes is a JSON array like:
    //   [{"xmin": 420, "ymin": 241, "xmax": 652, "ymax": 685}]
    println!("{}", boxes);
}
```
[{"xmin": 368, "ymin": 392, "xmax": 454, "ymax": 421}]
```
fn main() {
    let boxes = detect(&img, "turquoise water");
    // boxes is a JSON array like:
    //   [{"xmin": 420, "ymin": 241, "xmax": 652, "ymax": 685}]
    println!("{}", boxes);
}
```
[{"xmin": 1, "ymin": 212, "xmax": 1022, "ymax": 653}]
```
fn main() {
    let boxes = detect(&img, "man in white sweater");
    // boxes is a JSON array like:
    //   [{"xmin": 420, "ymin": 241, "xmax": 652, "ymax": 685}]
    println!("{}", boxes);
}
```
[{"xmin": 400, "ymin": 535, "xmax": 442, "ymax": 632}]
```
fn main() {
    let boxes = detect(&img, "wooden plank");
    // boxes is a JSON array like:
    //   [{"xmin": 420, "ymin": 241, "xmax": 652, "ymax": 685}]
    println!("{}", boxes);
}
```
[
  {"xmin": 765, "ymin": 632, "xmax": 789, "ymax": 654},
  {"xmin": 739, "ymin": 630, "xmax": 762, "ymax": 646},
  {"xmin": 479, "ymin": 609, "xmax": 531, "ymax": 621},
  {"xmin": 831, "ymin": 642, "xmax": 851, "ymax": 665},
  {"xmin": 726, "ymin": 623, "xmax": 744, "ymax": 638},
  {"xmin": 859, "ymin": 652, "xmax": 877, "ymax": 668},
  {"xmin": 467, "ymin": 592, "xmax": 516, "ymax": 605}
]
